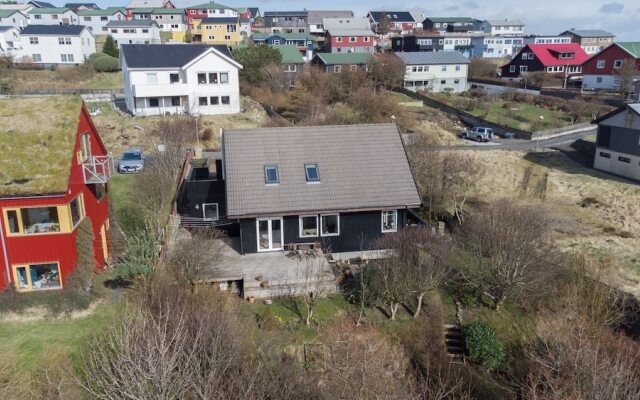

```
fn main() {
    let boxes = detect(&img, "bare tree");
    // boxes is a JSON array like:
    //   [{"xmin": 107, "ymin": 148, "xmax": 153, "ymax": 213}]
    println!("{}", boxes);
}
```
[
  {"xmin": 367, "ymin": 254, "xmax": 413, "ymax": 321},
  {"xmin": 378, "ymin": 226, "xmax": 451, "ymax": 318},
  {"xmin": 616, "ymin": 59, "xmax": 639, "ymax": 97},
  {"xmin": 468, "ymin": 57, "xmax": 497, "ymax": 78},
  {"xmin": 564, "ymin": 99, "xmax": 588, "ymax": 124},
  {"xmin": 369, "ymin": 52, "xmax": 406, "ymax": 89},
  {"xmin": 169, "ymin": 227, "xmax": 227, "ymax": 291},
  {"xmin": 456, "ymin": 199, "xmax": 561, "ymax": 310},
  {"xmin": 263, "ymin": 62, "xmax": 290, "ymax": 94}
]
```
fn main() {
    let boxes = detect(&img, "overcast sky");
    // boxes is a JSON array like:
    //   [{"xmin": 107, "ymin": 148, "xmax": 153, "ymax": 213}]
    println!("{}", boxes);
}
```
[{"xmin": 92, "ymin": 0, "xmax": 638, "ymax": 40}]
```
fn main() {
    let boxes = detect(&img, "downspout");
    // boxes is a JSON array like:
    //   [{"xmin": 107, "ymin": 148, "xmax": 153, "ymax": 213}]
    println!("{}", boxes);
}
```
[{"xmin": 0, "ymin": 222, "xmax": 10, "ymax": 288}]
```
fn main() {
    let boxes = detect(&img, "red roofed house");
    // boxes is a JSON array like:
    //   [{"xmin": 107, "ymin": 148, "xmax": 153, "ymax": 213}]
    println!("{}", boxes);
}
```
[
  {"xmin": 582, "ymin": 42, "xmax": 640, "ymax": 91},
  {"xmin": 0, "ymin": 96, "xmax": 113, "ymax": 293},
  {"xmin": 500, "ymin": 43, "xmax": 589, "ymax": 81}
]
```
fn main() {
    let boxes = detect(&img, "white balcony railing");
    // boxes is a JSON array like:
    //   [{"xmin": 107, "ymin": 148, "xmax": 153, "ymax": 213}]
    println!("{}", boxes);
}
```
[
  {"xmin": 132, "ymin": 83, "xmax": 189, "ymax": 97},
  {"xmin": 82, "ymin": 155, "xmax": 114, "ymax": 185}
]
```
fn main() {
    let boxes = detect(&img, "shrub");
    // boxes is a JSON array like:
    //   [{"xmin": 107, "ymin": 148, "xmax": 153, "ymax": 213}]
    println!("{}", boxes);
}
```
[
  {"xmin": 102, "ymin": 35, "xmax": 119, "ymax": 58},
  {"xmin": 88, "ymin": 53, "xmax": 119, "ymax": 72},
  {"xmin": 463, "ymin": 320, "xmax": 506, "ymax": 372}
]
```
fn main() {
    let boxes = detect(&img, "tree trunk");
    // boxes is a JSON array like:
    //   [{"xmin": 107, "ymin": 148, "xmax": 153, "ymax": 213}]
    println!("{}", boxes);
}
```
[
  {"xmin": 306, "ymin": 309, "xmax": 313, "ymax": 326},
  {"xmin": 494, "ymin": 295, "xmax": 506, "ymax": 312},
  {"xmin": 413, "ymin": 292, "xmax": 425, "ymax": 318},
  {"xmin": 390, "ymin": 303, "xmax": 399, "ymax": 321}
]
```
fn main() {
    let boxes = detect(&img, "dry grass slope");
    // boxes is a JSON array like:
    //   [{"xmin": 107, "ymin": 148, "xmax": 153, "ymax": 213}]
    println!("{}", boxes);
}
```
[{"xmin": 0, "ymin": 95, "xmax": 82, "ymax": 196}]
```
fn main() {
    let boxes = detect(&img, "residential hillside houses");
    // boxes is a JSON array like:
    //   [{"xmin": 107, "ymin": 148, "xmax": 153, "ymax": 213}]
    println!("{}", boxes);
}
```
[
  {"xmin": 442, "ymin": 36, "xmax": 472, "ymax": 56},
  {"xmin": 307, "ymin": 10, "xmax": 353, "ymax": 35},
  {"xmin": 422, "ymin": 17, "xmax": 476, "ymax": 33},
  {"xmin": 523, "ymin": 35, "xmax": 572, "ymax": 45},
  {"xmin": 0, "ymin": 26, "xmax": 20, "ymax": 55},
  {"xmin": 325, "ymin": 28, "xmax": 374, "ymax": 53},
  {"xmin": 18, "ymin": 24, "xmax": 94, "ymax": 66},
  {"xmin": 120, "ymin": 44, "xmax": 242, "ymax": 116},
  {"xmin": 470, "ymin": 35, "xmax": 523, "ymax": 58},
  {"xmin": 263, "ymin": 11, "xmax": 307, "ymax": 34},
  {"xmin": 593, "ymin": 104, "xmax": 640, "ymax": 181},
  {"xmin": 0, "ymin": 9, "xmax": 29, "ymax": 29},
  {"xmin": 367, "ymin": 11, "xmax": 417, "ymax": 35},
  {"xmin": 106, "ymin": 19, "xmax": 160, "ymax": 46},
  {"xmin": 395, "ymin": 51, "xmax": 470, "ymax": 93},
  {"xmin": 582, "ymin": 42, "xmax": 640, "ymax": 90},
  {"xmin": 560, "ymin": 29, "xmax": 615, "ymax": 55},
  {"xmin": 77, "ymin": 8, "xmax": 125, "ymax": 34},
  {"xmin": 126, "ymin": 0, "xmax": 175, "ymax": 8},
  {"xmin": 190, "ymin": 16, "xmax": 240, "ymax": 45},
  {"xmin": 63, "ymin": 3, "xmax": 99, "ymax": 11},
  {"xmin": 28, "ymin": 7, "xmax": 78, "ymax": 25},
  {"xmin": 500, "ymin": 43, "xmax": 589, "ymax": 79},
  {"xmin": 0, "ymin": 96, "xmax": 112, "ymax": 292},
  {"xmin": 392, "ymin": 35, "xmax": 445, "ymax": 53},
  {"xmin": 185, "ymin": 2, "xmax": 237, "ymax": 28},
  {"xmin": 310, "ymin": 52, "xmax": 373, "ymax": 73},
  {"xmin": 149, "ymin": 8, "xmax": 185, "ymax": 32},
  {"xmin": 480, "ymin": 19, "xmax": 525, "ymax": 36},
  {"xmin": 252, "ymin": 32, "xmax": 314, "ymax": 60}
]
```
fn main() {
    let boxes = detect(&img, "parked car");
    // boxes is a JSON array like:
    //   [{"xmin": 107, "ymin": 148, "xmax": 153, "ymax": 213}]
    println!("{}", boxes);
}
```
[
  {"xmin": 118, "ymin": 148, "xmax": 144, "ymax": 173},
  {"xmin": 461, "ymin": 127, "xmax": 493, "ymax": 142}
]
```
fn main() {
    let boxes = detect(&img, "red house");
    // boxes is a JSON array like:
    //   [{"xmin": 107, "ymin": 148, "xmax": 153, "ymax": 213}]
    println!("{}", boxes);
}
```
[
  {"xmin": 582, "ymin": 42, "xmax": 640, "ymax": 90},
  {"xmin": 0, "ymin": 96, "xmax": 113, "ymax": 292},
  {"xmin": 500, "ymin": 43, "xmax": 589, "ymax": 80},
  {"xmin": 325, "ymin": 28, "xmax": 375, "ymax": 53}
]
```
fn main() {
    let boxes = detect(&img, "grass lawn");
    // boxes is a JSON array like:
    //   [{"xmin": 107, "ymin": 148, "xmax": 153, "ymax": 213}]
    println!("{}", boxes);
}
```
[
  {"xmin": 79, "ymin": 72, "xmax": 123, "ymax": 89},
  {"xmin": 108, "ymin": 174, "xmax": 134, "ymax": 222},
  {"xmin": 1, "ymin": 68, "xmax": 123, "ymax": 91},
  {"xmin": 0, "ymin": 302, "xmax": 116, "ymax": 398},
  {"xmin": 473, "ymin": 100, "xmax": 568, "ymax": 131}
]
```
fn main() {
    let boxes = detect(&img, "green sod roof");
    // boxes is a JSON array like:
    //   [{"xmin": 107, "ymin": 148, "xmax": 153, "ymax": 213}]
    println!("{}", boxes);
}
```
[
  {"xmin": 617, "ymin": 42, "xmax": 640, "ymax": 58},
  {"xmin": 315, "ymin": 52, "xmax": 374, "ymax": 65},
  {"xmin": 425, "ymin": 17, "xmax": 475, "ymax": 23},
  {"xmin": 28, "ymin": 7, "xmax": 70, "ymax": 14},
  {"xmin": 0, "ymin": 96, "xmax": 84, "ymax": 196}
]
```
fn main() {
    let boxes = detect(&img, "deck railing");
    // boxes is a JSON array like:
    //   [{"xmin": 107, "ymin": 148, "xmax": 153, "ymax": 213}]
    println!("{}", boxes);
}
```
[{"xmin": 82, "ymin": 155, "xmax": 114, "ymax": 185}]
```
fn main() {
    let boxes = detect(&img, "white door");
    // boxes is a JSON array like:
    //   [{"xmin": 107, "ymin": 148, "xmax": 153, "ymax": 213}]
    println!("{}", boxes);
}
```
[{"xmin": 256, "ymin": 217, "xmax": 284, "ymax": 252}]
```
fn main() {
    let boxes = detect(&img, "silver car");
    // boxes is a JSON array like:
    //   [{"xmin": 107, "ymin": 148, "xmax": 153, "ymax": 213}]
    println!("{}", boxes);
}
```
[{"xmin": 118, "ymin": 148, "xmax": 144, "ymax": 173}]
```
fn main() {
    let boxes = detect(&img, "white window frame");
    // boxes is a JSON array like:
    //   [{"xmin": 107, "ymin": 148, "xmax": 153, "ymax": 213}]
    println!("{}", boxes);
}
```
[
  {"xmin": 256, "ymin": 217, "xmax": 284, "ymax": 252},
  {"xmin": 202, "ymin": 203, "xmax": 219, "ymax": 220},
  {"xmin": 596, "ymin": 59, "xmax": 605, "ymax": 69},
  {"xmin": 509, "ymin": 65, "xmax": 516, "ymax": 73},
  {"xmin": 613, "ymin": 59, "xmax": 623, "ymax": 69},
  {"xmin": 298, "ymin": 215, "xmax": 319, "ymax": 238},
  {"xmin": 381, "ymin": 210, "xmax": 398, "ymax": 233},
  {"xmin": 320, "ymin": 214, "xmax": 340, "ymax": 237}
]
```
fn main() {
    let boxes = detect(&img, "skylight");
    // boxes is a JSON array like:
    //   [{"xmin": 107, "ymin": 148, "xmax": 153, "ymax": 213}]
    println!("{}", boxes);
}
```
[
  {"xmin": 305, "ymin": 164, "xmax": 320, "ymax": 182},
  {"xmin": 264, "ymin": 165, "xmax": 279, "ymax": 184}
]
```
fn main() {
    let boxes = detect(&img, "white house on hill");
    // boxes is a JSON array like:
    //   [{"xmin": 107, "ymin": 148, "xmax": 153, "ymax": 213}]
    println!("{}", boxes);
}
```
[{"xmin": 120, "ymin": 44, "xmax": 242, "ymax": 116}]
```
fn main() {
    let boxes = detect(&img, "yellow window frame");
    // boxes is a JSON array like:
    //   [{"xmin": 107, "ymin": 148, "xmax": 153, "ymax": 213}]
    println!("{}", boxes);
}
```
[
  {"xmin": 12, "ymin": 262, "xmax": 63, "ymax": 292},
  {"xmin": 2, "ymin": 194, "xmax": 85, "ymax": 237}
]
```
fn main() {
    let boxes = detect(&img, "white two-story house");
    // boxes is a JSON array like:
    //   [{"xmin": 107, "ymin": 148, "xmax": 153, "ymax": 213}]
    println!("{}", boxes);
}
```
[
  {"xmin": 0, "ymin": 9, "xmax": 29, "ymax": 30},
  {"xmin": 480, "ymin": 19, "xmax": 525, "ymax": 36},
  {"xmin": 105, "ymin": 20, "xmax": 161, "ymax": 47},
  {"xmin": 18, "ymin": 24, "xmax": 95, "ymax": 66},
  {"xmin": 395, "ymin": 51, "xmax": 470, "ymax": 93},
  {"xmin": 120, "ymin": 44, "xmax": 242, "ymax": 116},
  {"xmin": 28, "ymin": 7, "xmax": 79, "ymax": 25},
  {"xmin": 77, "ymin": 8, "xmax": 125, "ymax": 34},
  {"xmin": 0, "ymin": 26, "xmax": 21, "ymax": 56}
]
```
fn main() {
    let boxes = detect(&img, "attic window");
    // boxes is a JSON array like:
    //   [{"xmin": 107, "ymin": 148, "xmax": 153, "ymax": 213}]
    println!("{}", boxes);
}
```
[
  {"xmin": 264, "ymin": 165, "xmax": 279, "ymax": 184},
  {"xmin": 305, "ymin": 164, "xmax": 320, "ymax": 182},
  {"xmin": 559, "ymin": 52, "xmax": 574, "ymax": 59}
]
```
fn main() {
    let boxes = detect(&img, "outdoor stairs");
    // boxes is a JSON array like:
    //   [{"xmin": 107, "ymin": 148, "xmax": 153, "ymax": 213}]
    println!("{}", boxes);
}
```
[{"xmin": 444, "ymin": 324, "xmax": 465, "ymax": 364}]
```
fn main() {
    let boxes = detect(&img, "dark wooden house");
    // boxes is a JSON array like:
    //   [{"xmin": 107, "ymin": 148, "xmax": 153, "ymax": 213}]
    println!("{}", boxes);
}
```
[
  {"xmin": 178, "ymin": 124, "xmax": 422, "ymax": 255},
  {"xmin": 391, "ymin": 35, "xmax": 444, "ymax": 52},
  {"xmin": 500, "ymin": 43, "xmax": 589, "ymax": 79}
]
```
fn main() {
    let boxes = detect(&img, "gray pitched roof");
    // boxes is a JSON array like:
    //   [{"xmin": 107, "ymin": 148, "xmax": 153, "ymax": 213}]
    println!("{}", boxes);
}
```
[
  {"xmin": 323, "ymin": 17, "xmax": 370, "ymax": 30},
  {"xmin": 326, "ymin": 28, "xmax": 373, "ymax": 36},
  {"xmin": 394, "ymin": 51, "xmax": 470, "ymax": 65},
  {"xmin": 562, "ymin": 29, "xmax": 614, "ymax": 38},
  {"xmin": 306, "ymin": 10, "xmax": 353, "ymax": 24},
  {"xmin": 223, "ymin": 124, "xmax": 421, "ymax": 217},
  {"xmin": 121, "ymin": 44, "xmax": 234, "ymax": 68},
  {"xmin": 20, "ymin": 24, "xmax": 86, "ymax": 35},
  {"xmin": 106, "ymin": 19, "xmax": 157, "ymax": 27}
]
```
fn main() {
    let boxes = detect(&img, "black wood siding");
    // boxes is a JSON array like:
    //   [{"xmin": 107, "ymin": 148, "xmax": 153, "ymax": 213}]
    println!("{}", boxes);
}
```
[
  {"xmin": 500, "ymin": 48, "xmax": 545, "ymax": 78},
  {"xmin": 598, "ymin": 124, "xmax": 640, "ymax": 157},
  {"xmin": 391, "ymin": 36, "xmax": 443, "ymax": 52},
  {"xmin": 238, "ymin": 209, "xmax": 408, "ymax": 254}
]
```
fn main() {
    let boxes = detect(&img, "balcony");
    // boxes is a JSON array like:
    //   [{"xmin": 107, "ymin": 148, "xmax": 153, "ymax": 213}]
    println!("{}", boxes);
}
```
[
  {"xmin": 83, "ymin": 155, "xmax": 114, "ymax": 184},
  {"xmin": 132, "ymin": 83, "xmax": 189, "ymax": 98}
]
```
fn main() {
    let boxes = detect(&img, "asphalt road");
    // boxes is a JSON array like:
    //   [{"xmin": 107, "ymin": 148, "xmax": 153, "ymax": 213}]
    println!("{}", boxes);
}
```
[{"xmin": 418, "ymin": 127, "xmax": 597, "ymax": 151}]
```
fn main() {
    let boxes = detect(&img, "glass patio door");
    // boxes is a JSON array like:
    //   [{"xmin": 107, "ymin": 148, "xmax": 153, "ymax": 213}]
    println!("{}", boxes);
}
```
[{"xmin": 257, "ymin": 218, "xmax": 283, "ymax": 252}]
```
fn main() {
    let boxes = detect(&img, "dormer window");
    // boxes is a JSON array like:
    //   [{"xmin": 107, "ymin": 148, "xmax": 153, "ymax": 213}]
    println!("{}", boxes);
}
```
[
  {"xmin": 559, "ymin": 52, "xmax": 574, "ymax": 59},
  {"xmin": 305, "ymin": 164, "xmax": 320, "ymax": 182},
  {"xmin": 264, "ymin": 165, "xmax": 279, "ymax": 184}
]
